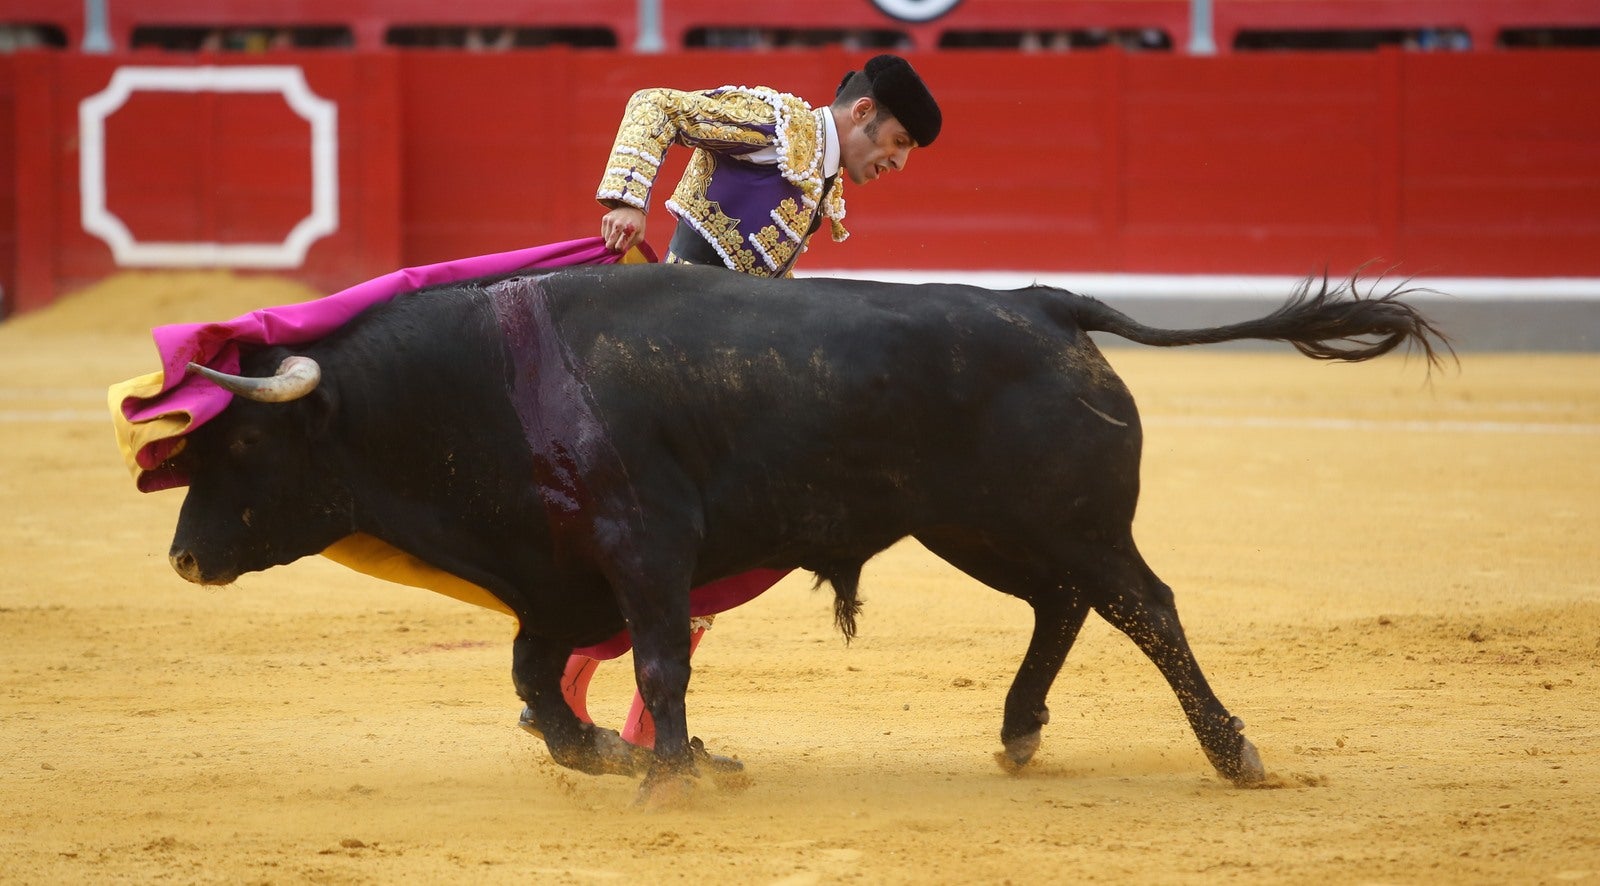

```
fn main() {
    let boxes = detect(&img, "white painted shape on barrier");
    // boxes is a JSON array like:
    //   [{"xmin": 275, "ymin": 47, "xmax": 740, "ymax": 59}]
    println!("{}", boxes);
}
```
[
  {"xmin": 870, "ymin": 0, "xmax": 963, "ymax": 23},
  {"xmin": 79, "ymin": 65, "xmax": 338, "ymax": 268}
]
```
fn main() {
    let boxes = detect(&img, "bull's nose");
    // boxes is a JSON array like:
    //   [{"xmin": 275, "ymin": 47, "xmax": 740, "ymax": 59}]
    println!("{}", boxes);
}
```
[{"xmin": 169, "ymin": 548, "xmax": 203, "ymax": 583}]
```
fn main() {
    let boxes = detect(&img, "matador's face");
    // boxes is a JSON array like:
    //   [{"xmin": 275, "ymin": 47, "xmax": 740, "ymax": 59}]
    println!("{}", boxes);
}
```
[{"xmin": 838, "ymin": 98, "xmax": 917, "ymax": 187}]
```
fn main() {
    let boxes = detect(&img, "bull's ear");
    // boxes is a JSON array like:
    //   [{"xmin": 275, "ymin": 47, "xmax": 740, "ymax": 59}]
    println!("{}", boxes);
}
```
[{"xmin": 302, "ymin": 385, "xmax": 338, "ymax": 438}]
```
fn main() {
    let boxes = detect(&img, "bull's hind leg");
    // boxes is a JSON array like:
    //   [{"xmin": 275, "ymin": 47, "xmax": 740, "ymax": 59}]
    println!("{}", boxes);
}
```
[
  {"xmin": 999, "ymin": 597, "xmax": 1091, "ymax": 769},
  {"xmin": 1088, "ymin": 550, "xmax": 1266, "ymax": 785},
  {"xmin": 915, "ymin": 532, "xmax": 1091, "ymax": 772},
  {"xmin": 511, "ymin": 632, "xmax": 640, "ymax": 777}
]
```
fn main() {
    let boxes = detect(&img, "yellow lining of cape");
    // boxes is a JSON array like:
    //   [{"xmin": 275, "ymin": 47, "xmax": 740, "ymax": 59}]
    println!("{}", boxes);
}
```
[
  {"xmin": 108, "ymin": 371, "xmax": 194, "ymax": 482},
  {"xmin": 321, "ymin": 534, "xmax": 516, "ymax": 617}
]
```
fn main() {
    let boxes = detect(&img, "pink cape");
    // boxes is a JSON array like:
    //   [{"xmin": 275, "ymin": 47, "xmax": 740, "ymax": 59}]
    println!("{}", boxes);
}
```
[{"xmin": 113, "ymin": 237, "xmax": 786, "ymax": 657}]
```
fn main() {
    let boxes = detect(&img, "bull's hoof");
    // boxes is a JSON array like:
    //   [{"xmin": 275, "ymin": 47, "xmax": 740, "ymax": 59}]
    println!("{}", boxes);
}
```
[
  {"xmin": 994, "ymin": 730, "xmax": 1042, "ymax": 774},
  {"xmin": 533, "ymin": 715, "xmax": 643, "ymax": 778},
  {"xmin": 1229, "ymin": 734, "xmax": 1267, "ymax": 786},
  {"xmin": 1215, "ymin": 717, "xmax": 1267, "ymax": 786}
]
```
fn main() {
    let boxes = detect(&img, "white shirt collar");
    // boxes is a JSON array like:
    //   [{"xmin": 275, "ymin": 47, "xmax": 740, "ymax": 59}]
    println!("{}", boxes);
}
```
[{"xmin": 821, "ymin": 107, "xmax": 841, "ymax": 178}]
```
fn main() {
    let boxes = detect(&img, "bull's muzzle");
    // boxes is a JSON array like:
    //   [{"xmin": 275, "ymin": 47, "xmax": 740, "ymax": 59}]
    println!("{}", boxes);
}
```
[{"xmin": 169, "ymin": 547, "xmax": 236, "ymax": 585}]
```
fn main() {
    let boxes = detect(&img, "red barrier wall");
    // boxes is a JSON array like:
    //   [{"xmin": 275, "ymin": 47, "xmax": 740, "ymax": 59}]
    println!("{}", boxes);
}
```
[
  {"xmin": 23, "ymin": 0, "xmax": 1600, "ymax": 54},
  {"xmin": 2, "ymin": 49, "xmax": 1598, "ymax": 316},
  {"xmin": 395, "ymin": 49, "xmax": 1600, "ymax": 277}
]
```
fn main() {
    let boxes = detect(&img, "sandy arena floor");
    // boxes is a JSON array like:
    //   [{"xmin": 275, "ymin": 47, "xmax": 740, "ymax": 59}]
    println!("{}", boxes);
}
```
[{"xmin": 2, "ymin": 271, "xmax": 1597, "ymax": 883}]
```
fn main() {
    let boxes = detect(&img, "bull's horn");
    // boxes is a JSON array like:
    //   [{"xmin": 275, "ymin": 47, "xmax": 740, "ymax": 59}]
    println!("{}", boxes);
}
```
[{"xmin": 187, "ymin": 355, "xmax": 322, "ymax": 403}]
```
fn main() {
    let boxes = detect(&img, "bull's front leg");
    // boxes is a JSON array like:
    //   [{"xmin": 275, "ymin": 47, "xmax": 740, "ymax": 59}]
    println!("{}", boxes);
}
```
[
  {"xmin": 511, "ymin": 630, "xmax": 640, "ymax": 777},
  {"xmin": 624, "ymin": 612, "xmax": 700, "ymax": 805}
]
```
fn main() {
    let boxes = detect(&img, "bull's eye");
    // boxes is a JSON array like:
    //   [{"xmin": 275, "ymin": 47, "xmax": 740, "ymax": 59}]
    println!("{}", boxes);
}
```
[
  {"xmin": 229, "ymin": 427, "xmax": 263, "ymax": 458},
  {"xmin": 241, "ymin": 507, "xmax": 254, "ymax": 527}
]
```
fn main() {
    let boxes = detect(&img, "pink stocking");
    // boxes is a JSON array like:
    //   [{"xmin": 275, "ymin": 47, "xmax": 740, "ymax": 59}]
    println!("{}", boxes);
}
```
[{"xmin": 560, "ymin": 654, "xmax": 600, "ymax": 724}]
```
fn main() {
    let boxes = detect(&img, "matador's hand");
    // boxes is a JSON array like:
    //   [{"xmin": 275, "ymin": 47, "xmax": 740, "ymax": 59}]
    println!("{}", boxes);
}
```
[{"xmin": 601, "ymin": 207, "xmax": 647, "ymax": 253}]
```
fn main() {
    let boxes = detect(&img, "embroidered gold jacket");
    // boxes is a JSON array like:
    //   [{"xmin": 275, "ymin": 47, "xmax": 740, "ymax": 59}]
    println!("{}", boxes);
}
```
[{"xmin": 597, "ymin": 86, "xmax": 848, "ymax": 276}]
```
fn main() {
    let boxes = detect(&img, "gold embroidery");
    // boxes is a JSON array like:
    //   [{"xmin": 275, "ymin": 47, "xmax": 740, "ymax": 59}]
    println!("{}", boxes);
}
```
[
  {"xmin": 597, "ymin": 86, "xmax": 851, "ymax": 266},
  {"xmin": 774, "ymin": 96, "xmax": 820, "ymax": 186},
  {"xmin": 749, "ymin": 216, "xmax": 802, "ymax": 275},
  {"xmin": 599, "ymin": 87, "xmax": 780, "ymax": 209},
  {"xmin": 776, "ymin": 194, "xmax": 810, "ymax": 236},
  {"xmin": 825, "ymin": 178, "xmax": 848, "ymax": 242}
]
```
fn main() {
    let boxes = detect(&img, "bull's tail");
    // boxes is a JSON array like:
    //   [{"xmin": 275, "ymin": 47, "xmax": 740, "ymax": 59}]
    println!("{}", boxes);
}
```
[{"xmin": 1063, "ymin": 273, "xmax": 1453, "ymax": 368}]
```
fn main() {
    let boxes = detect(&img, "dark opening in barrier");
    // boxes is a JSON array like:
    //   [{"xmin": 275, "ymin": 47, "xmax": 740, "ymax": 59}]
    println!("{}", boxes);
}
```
[
  {"xmin": 1233, "ymin": 28, "xmax": 1471, "ymax": 52},
  {"xmin": 1498, "ymin": 27, "xmax": 1600, "ymax": 48},
  {"xmin": 130, "ymin": 25, "xmax": 355, "ymax": 52},
  {"xmin": 938, "ymin": 28, "xmax": 1173, "ymax": 52},
  {"xmin": 0, "ymin": 23, "xmax": 68, "ymax": 52},
  {"xmin": 683, "ymin": 27, "xmax": 909, "ymax": 50},
  {"xmin": 385, "ymin": 25, "xmax": 618, "ymax": 50}
]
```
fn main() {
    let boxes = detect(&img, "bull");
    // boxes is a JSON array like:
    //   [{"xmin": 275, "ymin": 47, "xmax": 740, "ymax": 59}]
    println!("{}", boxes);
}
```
[{"xmin": 165, "ymin": 263, "xmax": 1447, "ymax": 801}]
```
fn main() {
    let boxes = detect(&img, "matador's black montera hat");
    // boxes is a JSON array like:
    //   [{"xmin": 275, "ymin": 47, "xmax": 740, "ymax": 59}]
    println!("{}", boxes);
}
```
[{"xmin": 840, "ymin": 54, "xmax": 942, "ymax": 147}]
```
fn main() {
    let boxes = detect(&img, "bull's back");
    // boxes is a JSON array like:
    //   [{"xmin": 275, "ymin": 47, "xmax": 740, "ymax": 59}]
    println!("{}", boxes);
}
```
[
  {"xmin": 539, "ymin": 264, "xmax": 1116, "ymax": 430},
  {"xmin": 532, "ymin": 266, "xmax": 1141, "ymax": 525}
]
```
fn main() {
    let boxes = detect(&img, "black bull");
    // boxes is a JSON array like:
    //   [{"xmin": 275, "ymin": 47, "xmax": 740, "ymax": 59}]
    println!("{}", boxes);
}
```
[{"xmin": 165, "ymin": 263, "xmax": 1447, "ymax": 797}]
